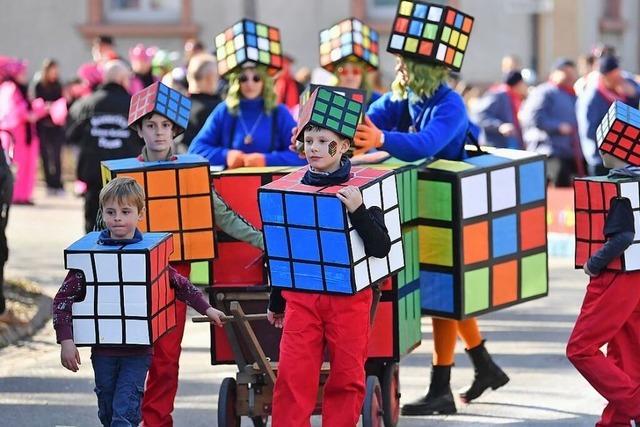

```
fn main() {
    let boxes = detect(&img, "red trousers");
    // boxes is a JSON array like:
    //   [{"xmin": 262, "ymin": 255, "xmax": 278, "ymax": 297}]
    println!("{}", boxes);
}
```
[
  {"xmin": 272, "ymin": 288, "xmax": 373, "ymax": 427},
  {"xmin": 567, "ymin": 270, "xmax": 640, "ymax": 426},
  {"xmin": 142, "ymin": 262, "xmax": 191, "ymax": 427}
]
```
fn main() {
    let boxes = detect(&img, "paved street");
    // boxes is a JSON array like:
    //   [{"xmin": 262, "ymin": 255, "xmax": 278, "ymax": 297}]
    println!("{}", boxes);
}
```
[{"xmin": 0, "ymin": 187, "xmax": 604, "ymax": 426}]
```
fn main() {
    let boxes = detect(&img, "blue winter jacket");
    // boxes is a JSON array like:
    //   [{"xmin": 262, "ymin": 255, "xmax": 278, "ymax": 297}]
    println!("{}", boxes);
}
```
[{"xmin": 473, "ymin": 89, "xmax": 520, "ymax": 149}]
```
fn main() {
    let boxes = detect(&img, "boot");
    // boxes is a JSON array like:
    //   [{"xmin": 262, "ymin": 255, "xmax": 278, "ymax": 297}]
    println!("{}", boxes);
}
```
[
  {"xmin": 401, "ymin": 365, "xmax": 457, "ymax": 416},
  {"xmin": 459, "ymin": 340, "xmax": 509, "ymax": 403}
]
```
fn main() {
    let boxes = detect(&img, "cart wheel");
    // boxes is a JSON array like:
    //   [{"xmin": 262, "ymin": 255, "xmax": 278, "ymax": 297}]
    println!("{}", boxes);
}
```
[
  {"xmin": 362, "ymin": 375, "xmax": 383, "ymax": 427},
  {"xmin": 218, "ymin": 377, "xmax": 240, "ymax": 427},
  {"xmin": 381, "ymin": 363, "xmax": 400, "ymax": 427},
  {"xmin": 251, "ymin": 415, "xmax": 269, "ymax": 427}
]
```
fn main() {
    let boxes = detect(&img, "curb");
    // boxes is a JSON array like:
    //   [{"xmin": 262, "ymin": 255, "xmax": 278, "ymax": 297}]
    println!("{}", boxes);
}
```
[{"xmin": 0, "ymin": 280, "xmax": 52, "ymax": 348}]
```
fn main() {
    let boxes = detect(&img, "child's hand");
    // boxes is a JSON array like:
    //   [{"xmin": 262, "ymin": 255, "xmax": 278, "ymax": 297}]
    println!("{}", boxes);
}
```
[
  {"xmin": 336, "ymin": 186, "xmax": 363, "ymax": 213},
  {"xmin": 583, "ymin": 263, "xmax": 597, "ymax": 277},
  {"xmin": 60, "ymin": 339, "xmax": 81, "ymax": 372},
  {"xmin": 267, "ymin": 309, "xmax": 284, "ymax": 329},
  {"xmin": 206, "ymin": 307, "xmax": 225, "ymax": 327},
  {"xmin": 226, "ymin": 150, "xmax": 246, "ymax": 169}
]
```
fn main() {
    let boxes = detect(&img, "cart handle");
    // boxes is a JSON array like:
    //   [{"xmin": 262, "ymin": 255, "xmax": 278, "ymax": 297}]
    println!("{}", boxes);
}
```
[{"xmin": 192, "ymin": 313, "xmax": 268, "ymax": 323}]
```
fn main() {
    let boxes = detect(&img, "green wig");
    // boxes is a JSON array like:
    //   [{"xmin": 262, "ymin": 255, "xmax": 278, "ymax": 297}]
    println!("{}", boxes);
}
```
[
  {"xmin": 391, "ymin": 57, "xmax": 449, "ymax": 100},
  {"xmin": 225, "ymin": 64, "xmax": 277, "ymax": 115}
]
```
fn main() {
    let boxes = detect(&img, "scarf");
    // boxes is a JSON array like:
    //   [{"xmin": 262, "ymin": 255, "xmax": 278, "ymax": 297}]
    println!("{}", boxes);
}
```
[
  {"xmin": 597, "ymin": 77, "xmax": 626, "ymax": 104},
  {"xmin": 97, "ymin": 228, "xmax": 143, "ymax": 246},
  {"xmin": 301, "ymin": 156, "xmax": 352, "ymax": 186}
]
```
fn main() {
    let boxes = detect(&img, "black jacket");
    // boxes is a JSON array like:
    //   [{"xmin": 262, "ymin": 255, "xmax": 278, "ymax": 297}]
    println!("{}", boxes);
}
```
[
  {"xmin": 179, "ymin": 92, "xmax": 222, "ymax": 149},
  {"xmin": 66, "ymin": 83, "xmax": 143, "ymax": 186}
]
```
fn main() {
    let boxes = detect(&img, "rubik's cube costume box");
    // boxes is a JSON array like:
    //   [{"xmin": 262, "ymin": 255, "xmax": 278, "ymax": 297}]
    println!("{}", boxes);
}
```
[
  {"xmin": 596, "ymin": 100, "xmax": 640, "ymax": 166},
  {"xmin": 258, "ymin": 166, "xmax": 404, "ymax": 294},
  {"xmin": 128, "ymin": 81, "xmax": 190, "ymax": 134},
  {"xmin": 65, "ymin": 232, "xmax": 175, "ymax": 346},
  {"xmin": 101, "ymin": 154, "xmax": 215, "ymax": 263},
  {"xmin": 319, "ymin": 17, "xmax": 380, "ymax": 72},
  {"xmin": 214, "ymin": 19, "xmax": 283, "ymax": 77},
  {"xmin": 299, "ymin": 84, "xmax": 366, "ymax": 111},
  {"xmin": 418, "ymin": 148, "xmax": 548, "ymax": 319},
  {"xmin": 574, "ymin": 176, "xmax": 640, "ymax": 270},
  {"xmin": 387, "ymin": 0, "xmax": 474, "ymax": 71}
]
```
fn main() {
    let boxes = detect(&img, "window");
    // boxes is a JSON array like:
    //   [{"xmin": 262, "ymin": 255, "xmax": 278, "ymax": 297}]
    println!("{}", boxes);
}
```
[
  {"xmin": 600, "ymin": 0, "xmax": 624, "ymax": 33},
  {"xmin": 104, "ymin": 0, "xmax": 181, "ymax": 23}
]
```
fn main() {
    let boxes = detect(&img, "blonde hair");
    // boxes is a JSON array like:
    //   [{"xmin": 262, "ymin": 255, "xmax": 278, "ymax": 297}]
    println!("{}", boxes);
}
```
[
  {"xmin": 391, "ymin": 57, "xmax": 449, "ymax": 100},
  {"xmin": 225, "ymin": 65, "xmax": 276, "ymax": 115},
  {"xmin": 99, "ymin": 177, "xmax": 145, "ymax": 213}
]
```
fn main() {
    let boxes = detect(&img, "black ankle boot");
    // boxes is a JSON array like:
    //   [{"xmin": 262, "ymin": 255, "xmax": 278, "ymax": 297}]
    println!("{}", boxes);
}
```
[
  {"xmin": 401, "ymin": 365, "xmax": 457, "ymax": 416},
  {"xmin": 460, "ymin": 340, "xmax": 509, "ymax": 403}
]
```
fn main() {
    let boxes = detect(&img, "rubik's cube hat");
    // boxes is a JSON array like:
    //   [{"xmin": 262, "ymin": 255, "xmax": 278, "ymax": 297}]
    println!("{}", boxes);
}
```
[
  {"xmin": 596, "ymin": 100, "xmax": 640, "ymax": 166},
  {"xmin": 296, "ymin": 87, "xmax": 363, "ymax": 142},
  {"xmin": 387, "ymin": 0, "xmax": 474, "ymax": 71},
  {"xmin": 319, "ymin": 17, "xmax": 380, "ymax": 72},
  {"xmin": 128, "ymin": 81, "xmax": 191, "ymax": 136},
  {"xmin": 214, "ymin": 19, "xmax": 283, "ymax": 78}
]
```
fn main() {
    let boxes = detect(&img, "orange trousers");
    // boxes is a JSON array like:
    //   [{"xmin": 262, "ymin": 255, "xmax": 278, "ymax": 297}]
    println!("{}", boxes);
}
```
[{"xmin": 432, "ymin": 317, "xmax": 483, "ymax": 366}]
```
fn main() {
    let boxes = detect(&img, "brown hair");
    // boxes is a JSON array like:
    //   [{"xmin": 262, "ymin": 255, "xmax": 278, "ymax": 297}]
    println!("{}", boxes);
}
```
[{"xmin": 99, "ymin": 177, "xmax": 145, "ymax": 213}]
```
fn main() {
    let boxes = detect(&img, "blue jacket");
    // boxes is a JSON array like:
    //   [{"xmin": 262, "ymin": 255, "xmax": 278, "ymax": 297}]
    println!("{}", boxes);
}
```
[
  {"xmin": 576, "ymin": 86, "xmax": 610, "ymax": 167},
  {"xmin": 366, "ymin": 85, "xmax": 468, "ymax": 162},
  {"xmin": 473, "ymin": 89, "xmax": 520, "ymax": 149},
  {"xmin": 520, "ymin": 82, "xmax": 577, "ymax": 159},
  {"xmin": 188, "ymin": 98, "xmax": 305, "ymax": 167}
]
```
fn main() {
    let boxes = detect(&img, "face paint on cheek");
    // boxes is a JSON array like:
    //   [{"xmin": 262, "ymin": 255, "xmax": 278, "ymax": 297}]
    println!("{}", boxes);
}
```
[{"xmin": 329, "ymin": 140, "xmax": 338, "ymax": 157}]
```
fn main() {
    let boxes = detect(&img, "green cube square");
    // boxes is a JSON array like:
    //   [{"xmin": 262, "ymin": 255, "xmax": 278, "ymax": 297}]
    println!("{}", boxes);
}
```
[
  {"xmin": 344, "ymin": 112, "xmax": 359, "ymax": 126},
  {"xmin": 427, "ymin": 159, "xmax": 474, "ymax": 172},
  {"xmin": 409, "ymin": 169, "xmax": 418, "ymax": 221},
  {"xmin": 418, "ymin": 180, "xmax": 452, "ymax": 221},
  {"xmin": 454, "ymin": 51, "xmax": 464, "ymax": 68},
  {"xmin": 190, "ymin": 261, "xmax": 209, "ymax": 286},
  {"xmin": 441, "ymin": 26, "xmax": 452, "ymax": 42},
  {"xmin": 340, "ymin": 124, "xmax": 355, "ymax": 138},
  {"xmin": 424, "ymin": 23, "xmax": 438, "ymax": 40},
  {"xmin": 259, "ymin": 51, "xmax": 270, "ymax": 64},
  {"xmin": 315, "ymin": 100, "xmax": 328, "ymax": 113},
  {"xmin": 318, "ymin": 88, "xmax": 332, "ymax": 101},
  {"xmin": 311, "ymin": 112, "xmax": 325, "ymax": 124},
  {"xmin": 326, "ymin": 118, "xmax": 340, "ymax": 131},
  {"xmin": 521, "ymin": 252, "xmax": 548, "ymax": 298},
  {"xmin": 347, "ymin": 100, "xmax": 361, "ymax": 113},
  {"xmin": 333, "ymin": 95, "xmax": 346, "ymax": 107},
  {"xmin": 329, "ymin": 106, "xmax": 342, "ymax": 120},
  {"xmin": 256, "ymin": 24, "xmax": 268, "ymax": 37},
  {"xmin": 464, "ymin": 267, "xmax": 489, "ymax": 314}
]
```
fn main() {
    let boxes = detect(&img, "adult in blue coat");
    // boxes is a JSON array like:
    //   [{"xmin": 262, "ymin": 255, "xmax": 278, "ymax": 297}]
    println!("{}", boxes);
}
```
[
  {"xmin": 473, "ymin": 71, "xmax": 528, "ymax": 149},
  {"xmin": 188, "ymin": 64, "xmax": 306, "ymax": 168},
  {"xmin": 520, "ymin": 59, "xmax": 582, "ymax": 186}
]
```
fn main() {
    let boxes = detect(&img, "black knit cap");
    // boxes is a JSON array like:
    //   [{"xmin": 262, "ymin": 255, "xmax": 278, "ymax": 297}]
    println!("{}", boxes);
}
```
[
  {"xmin": 503, "ymin": 70, "xmax": 523, "ymax": 86},
  {"xmin": 599, "ymin": 55, "xmax": 619, "ymax": 74}
]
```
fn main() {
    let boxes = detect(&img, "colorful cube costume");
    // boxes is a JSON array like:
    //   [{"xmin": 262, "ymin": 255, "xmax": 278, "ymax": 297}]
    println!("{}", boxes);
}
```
[
  {"xmin": 128, "ymin": 81, "xmax": 190, "ymax": 136},
  {"xmin": 214, "ymin": 18, "xmax": 283, "ymax": 77},
  {"xmin": 596, "ymin": 100, "xmax": 640, "ymax": 167},
  {"xmin": 387, "ymin": 0, "xmax": 474, "ymax": 71},
  {"xmin": 319, "ymin": 17, "xmax": 380, "ymax": 72},
  {"xmin": 418, "ymin": 147, "xmax": 548, "ymax": 319},
  {"xmin": 64, "ymin": 231, "xmax": 175, "ymax": 346}
]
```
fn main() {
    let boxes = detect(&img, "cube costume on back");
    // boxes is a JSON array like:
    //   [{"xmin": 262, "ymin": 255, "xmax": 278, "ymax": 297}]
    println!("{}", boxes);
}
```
[{"xmin": 567, "ymin": 100, "xmax": 640, "ymax": 426}]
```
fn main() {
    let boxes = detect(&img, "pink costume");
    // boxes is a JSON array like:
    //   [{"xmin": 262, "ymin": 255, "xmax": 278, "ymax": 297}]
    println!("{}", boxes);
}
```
[
  {"xmin": 0, "ymin": 58, "xmax": 39, "ymax": 203},
  {"xmin": 128, "ymin": 44, "xmax": 157, "ymax": 95}
]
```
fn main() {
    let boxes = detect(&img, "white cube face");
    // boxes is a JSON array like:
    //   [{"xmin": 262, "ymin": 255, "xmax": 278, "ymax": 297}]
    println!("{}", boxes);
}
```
[
  {"xmin": 123, "ymin": 286, "xmax": 147, "ymax": 316},
  {"xmin": 247, "ymin": 47, "xmax": 259, "ymax": 61},
  {"xmin": 490, "ymin": 167, "xmax": 516, "ymax": 212},
  {"xmin": 354, "ymin": 260, "xmax": 369, "ymax": 291},
  {"xmin": 381, "ymin": 176, "xmax": 398, "ymax": 210},
  {"xmin": 98, "ymin": 319, "xmax": 123, "ymax": 344},
  {"xmin": 635, "ymin": 212, "xmax": 640, "ymax": 240},
  {"xmin": 362, "ymin": 183, "xmax": 382, "ymax": 209},
  {"xmin": 97, "ymin": 286, "xmax": 121, "ymax": 316},
  {"xmin": 461, "ymin": 174, "xmax": 488, "ymax": 219},
  {"xmin": 125, "ymin": 319, "xmax": 150, "ymax": 345},
  {"xmin": 368, "ymin": 255, "xmax": 389, "ymax": 282},
  {"xmin": 625, "ymin": 243, "xmax": 640, "ymax": 270},
  {"xmin": 385, "ymin": 209, "xmax": 402, "ymax": 242},
  {"xmin": 94, "ymin": 253, "xmax": 119, "ymax": 282},
  {"xmin": 121, "ymin": 254, "xmax": 147, "ymax": 283},
  {"xmin": 72, "ymin": 319, "xmax": 96, "ymax": 344},
  {"xmin": 72, "ymin": 285, "xmax": 95, "ymax": 316},
  {"xmin": 388, "ymin": 241, "xmax": 405, "ymax": 272},
  {"xmin": 491, "ymin": 148, "xmax": 537, "ymax": 160},
  {"xmin": 66, "ymin": 253, "xmax": 94, "ymax": 282},
  {"xmin": 620, "ymin": 182, "xmax": 640, "ymax": 209},
  {"xmin": 350, "ymin": 229, "xmax": 366, "ymax": 261}
]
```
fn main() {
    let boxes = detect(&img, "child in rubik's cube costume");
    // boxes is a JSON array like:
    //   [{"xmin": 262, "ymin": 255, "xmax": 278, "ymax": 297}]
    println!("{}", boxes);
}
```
[
  {"xmin": 261, "ymin": 87, "xmax": 398, "ymax": 426},
  {"xmin": 568, "ymin": 100, "xmax": 640, "ymax": 426},
  {"xmin": 99, "ymin": 81, "xmax": 264, "ymax": 426},
  {"xmin": 53, "ymin": 177, "xmax": 224, "ymax": 427},
  {"xmin": 319, "ymin": 17, "xmax": 382, "ymax": 108},
  {"xmin": 352, "ymin": 1, "xmax": 510, "ymax": 416}
]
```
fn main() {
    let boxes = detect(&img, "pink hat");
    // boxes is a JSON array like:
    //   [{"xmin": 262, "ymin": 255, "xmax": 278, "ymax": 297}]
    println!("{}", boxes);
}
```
[
  {"xmin": 129, "ymin": 44, "xmax": 157, "ymax": 62},
  {"xmin": 0, "ymin": 56, "xmax": 27, "ymax": 80},
  {"xmin": 77, "ymin": 62, "xmax": 103, "ymax": 87}
]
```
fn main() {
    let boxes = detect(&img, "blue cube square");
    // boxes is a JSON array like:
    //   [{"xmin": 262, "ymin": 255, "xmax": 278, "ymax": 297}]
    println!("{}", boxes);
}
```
[
  {"xmin": 293, "ymin": 263, "xmax": 323, "ymax": 291},
  {"xmin": 420, "ymin": 271, "xmax": 454, "ymax": 313},
  {"xmin": 263, "ymin": 225, "xmax": 289, "ymax": 258},
  {"xmin": 289, "ymin": 228, "xmax": 319, "ymax": 261},
  {"xmin": 492, "ymin": 214, "xmax": 517, "ymax": 257},
  {"xmin": 519, "ymin": 161, "xmax": 545, "ymax": 204},
  {"xmin": 269, "ymin": 260, "xmax": 292, "ymax": 287},
  {"xmin": 285, "ymin": 194, "xmax": 315, "ymax": 227},
  {"xmin": 260, "ymin": 192, "xmax": 285, "ymax": 223},
  {"xmin": 320, "ymin": 231, "xmax": 349, "ymax": 265},
  {"xmin": 317, "ymin": 196, "xmax": 344, "ymax": 229},
  {"xmin": 324, "ymin": 265, "xmax": 352, "ymax": 293}
]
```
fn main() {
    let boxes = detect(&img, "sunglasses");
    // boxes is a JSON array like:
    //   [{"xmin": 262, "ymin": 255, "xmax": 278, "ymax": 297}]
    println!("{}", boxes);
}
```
[
  {"xmin": 239, "ymin": 74, "xmax": 261, "ymax": 83},
  {"xmin": 338, "ymin": 67, "xmax": 362, "ymax": 77}
]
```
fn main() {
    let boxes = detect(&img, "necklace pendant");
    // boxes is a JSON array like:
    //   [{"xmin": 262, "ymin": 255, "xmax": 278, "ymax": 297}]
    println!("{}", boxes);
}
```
[
  {"xmin": 408, "ymin": 125, "xmax": 416, "ymax": 133},
  {"xmin": 244, "ymin": 135, "xmax": 253, "ymax": 144}
]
